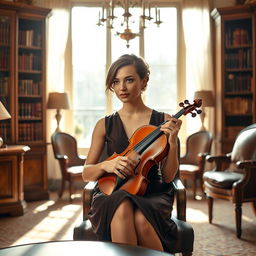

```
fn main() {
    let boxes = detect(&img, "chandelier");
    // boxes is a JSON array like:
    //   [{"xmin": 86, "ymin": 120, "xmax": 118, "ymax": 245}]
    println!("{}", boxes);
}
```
[{"xmin": 97, "ymin": 0, "xmax": 163, "ymax": 48}]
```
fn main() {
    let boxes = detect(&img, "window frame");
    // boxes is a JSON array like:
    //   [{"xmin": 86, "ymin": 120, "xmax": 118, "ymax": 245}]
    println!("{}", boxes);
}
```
[{"xmin": 71, "ymin": 1, "xmax": 183, "ymax": 150}]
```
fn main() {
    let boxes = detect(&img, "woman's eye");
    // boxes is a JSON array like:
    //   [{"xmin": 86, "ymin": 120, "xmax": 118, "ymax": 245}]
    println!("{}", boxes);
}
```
[
  {"xmin": 126, "ymin": 78, "xmax": 134, "ymax": 83},
  {"xmin": 112, "ymin": 80, "xmax": 119, "ymax": 86}
]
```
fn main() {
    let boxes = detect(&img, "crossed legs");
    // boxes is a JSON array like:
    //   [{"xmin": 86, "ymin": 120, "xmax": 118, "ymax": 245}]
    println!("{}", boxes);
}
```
[{"xmin": 110, "ymin": 198, "xmax": 163, "ymax": 251}]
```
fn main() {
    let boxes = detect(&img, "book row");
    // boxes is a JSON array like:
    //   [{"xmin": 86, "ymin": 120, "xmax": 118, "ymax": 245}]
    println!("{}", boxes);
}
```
[
  {"xmin": 19, "ymin": 102, "xmax": 42, "ymax": 118},
  {"xmin": 225, "ymin": 73, "xmax": 252, "ymax": 92},
  {"xmin": 18, "ymin": 122, "xmax": 43, "ymax": 141},
  {"xmin": 0, "ymin": 77, "xmax": 9, "ymax": 95},
  {"xmin": 0, "ymin": 48, "xmax": 9, "ymax": 69},
  {"xmin": 225, "ymin": 27, "xmax": 251, "ymax": 47},
  {"xmin": 224, "ymin": 97, "xmax": 252, "ymax": 115},
  {"xmin": 0, "ymin": 122, "xmax": 10, "ymax": 141},
  {"xmin": 18, "ymin": 53, "xmax": 41, "ymax": 71},
  {"xmin": 19, "ymin": 29, "xmax": 42, "ymax": 47},
  {"xmin": 0, "ymin": 23, "xmax": 42, "ymax": 47},
  {"xmin": 224, "ymin": 48, "xmax": 252, "ymax": 69},
  {"xmin": 19, "ymin": 79, "xmax": 42, "ymax": 96},
  {"xmin": 0, "ymin": 21, "xmax": 10, "ymax": 44},
  {"xmin": 224, "ymin": 126, "xmax": 244, "ymax": 139}
]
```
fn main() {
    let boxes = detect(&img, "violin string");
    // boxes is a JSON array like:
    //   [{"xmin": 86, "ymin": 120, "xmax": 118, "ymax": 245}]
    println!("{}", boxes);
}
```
[
  {"xmin": 134, "ymin": 127, "xmax": 162, "ymax": 154},
  {"xmin": 133, "ymin": 108, "xmax": 185, "ymax": 154}
]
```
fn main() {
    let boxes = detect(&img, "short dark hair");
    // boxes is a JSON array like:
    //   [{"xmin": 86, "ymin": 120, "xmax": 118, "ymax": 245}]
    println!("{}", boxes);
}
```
[{"xmin": 105, "ymin": 54, "xmax": 150, "ymax": 91}]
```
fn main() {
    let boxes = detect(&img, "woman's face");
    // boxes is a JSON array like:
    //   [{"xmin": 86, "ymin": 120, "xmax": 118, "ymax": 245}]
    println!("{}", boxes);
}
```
[{"xmin": 112, "ymin": 65, "xmax": 147, "ymax": 103}]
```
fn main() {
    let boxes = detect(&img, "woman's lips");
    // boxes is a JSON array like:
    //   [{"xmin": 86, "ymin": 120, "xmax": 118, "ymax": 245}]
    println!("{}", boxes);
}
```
[{"xmin": 119, "ymin": 93, "xmax": 129, "ymax": 98}]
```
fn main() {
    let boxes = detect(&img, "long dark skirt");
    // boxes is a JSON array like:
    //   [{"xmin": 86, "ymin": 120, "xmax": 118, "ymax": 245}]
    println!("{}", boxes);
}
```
[{"xmin": 87, "ymin": 186, "xmax": 177, "ymax": 253}]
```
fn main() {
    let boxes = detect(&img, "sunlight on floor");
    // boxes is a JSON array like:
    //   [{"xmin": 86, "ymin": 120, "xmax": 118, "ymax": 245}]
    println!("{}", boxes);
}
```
[
  {"xmin": 186, "ymin": 207, "xmax": 208, "ymax": 223},
  {"xmin": 242, "ymin": 215, "xmax": 254, "ymax": 223},
  {"xmin": 11, "ymin": 201, "xmax": 83, "ymax": 246},
  {"xmin": 33, "ymin": 200, "xmax": 55, "ymax": 213}
]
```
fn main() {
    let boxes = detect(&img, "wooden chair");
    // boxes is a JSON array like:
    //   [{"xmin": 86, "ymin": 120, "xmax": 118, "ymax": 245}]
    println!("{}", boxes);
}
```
[
  {"xmin": 73, "ymin": 177, "xmax": 194, "ymax": 255},
  {"xmin": 51, "ymin": 132, "xmax": 86, "ymax": 201},
  {"xmin": 73, "ymin": 139, "xmax": 194, "ymax": 255},
  {"xmin": 180, "ymin": 131, "xmax": 213, "ymax": 199},
  {"xmin": 203, "ymin": 124, "xmax": 256, "ymax": 238}
]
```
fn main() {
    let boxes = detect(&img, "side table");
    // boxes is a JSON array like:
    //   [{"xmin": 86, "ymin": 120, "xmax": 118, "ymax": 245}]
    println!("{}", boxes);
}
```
[{"xmin": 0, "ymin": 145, "xmax": 30, "ymax": 216}]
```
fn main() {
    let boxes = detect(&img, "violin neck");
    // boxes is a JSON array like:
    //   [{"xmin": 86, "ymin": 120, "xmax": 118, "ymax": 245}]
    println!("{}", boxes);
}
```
[{"xmin": 133, "ymin": 108, "xmax": 185, "ymax": 155}]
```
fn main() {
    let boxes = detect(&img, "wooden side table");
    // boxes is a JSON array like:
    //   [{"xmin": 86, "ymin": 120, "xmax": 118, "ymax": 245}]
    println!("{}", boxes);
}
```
[{"xmin": 0, "ymin": 145, "xmax": 30, "ymax": 216}]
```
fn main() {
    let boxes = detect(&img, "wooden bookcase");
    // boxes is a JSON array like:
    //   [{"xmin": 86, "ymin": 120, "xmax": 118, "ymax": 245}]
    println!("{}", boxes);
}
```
[
  {"xmin": 0, "ymin": 1, "xmax": 51, "ymax": 201},
  {"xmin": 211, "ymin": 4, "xmax": 256, "ymax": 154}
]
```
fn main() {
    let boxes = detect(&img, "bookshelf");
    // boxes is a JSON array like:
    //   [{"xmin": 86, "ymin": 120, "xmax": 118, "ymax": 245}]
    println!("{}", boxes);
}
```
[
  {"xmin": 211, "ymin": 5, "xmax": 255, "ymax": 154},
  {"xmin": 0, "ymin": 1, "xmax": 51, "ymax": 201}
]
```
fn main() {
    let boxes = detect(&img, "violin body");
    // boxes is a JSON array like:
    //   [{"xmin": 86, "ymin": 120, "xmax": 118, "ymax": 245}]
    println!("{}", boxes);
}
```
[
  {"xmin": 97, "ymin": 99, "xmax": 202, "ymax": 196},
  {"xmin": 98, "ymin": 125, "xmax": 169, "ymax": 196}
]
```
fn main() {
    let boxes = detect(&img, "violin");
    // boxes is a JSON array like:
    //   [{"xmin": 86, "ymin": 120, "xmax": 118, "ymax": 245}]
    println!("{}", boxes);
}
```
[{"xmin": 98, "ymin": 99, "xmax": 202, "ymax": 196}]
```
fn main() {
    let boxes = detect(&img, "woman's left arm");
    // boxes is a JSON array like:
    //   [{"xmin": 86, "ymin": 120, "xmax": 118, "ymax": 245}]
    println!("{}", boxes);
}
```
[{"xmin": 160, "ymin": 113, "xmax": 182, "ymax": 183}]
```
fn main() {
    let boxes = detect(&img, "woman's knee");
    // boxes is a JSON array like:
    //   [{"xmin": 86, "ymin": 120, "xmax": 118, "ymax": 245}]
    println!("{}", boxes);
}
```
[
  {"xmin": 113, "ymin": 199, "xmax": 133, "ymax": 220},
  {"xmin": 134, "ymin": 209, "xmax": 151, "ymax": 234}
]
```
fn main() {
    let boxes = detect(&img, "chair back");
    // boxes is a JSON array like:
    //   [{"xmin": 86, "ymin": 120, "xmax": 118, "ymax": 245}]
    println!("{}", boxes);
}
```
[
  {"xmin": 181, "ymin": 130, "xmax": 213, "ymax": 165},
  {"xmin": 51, "ymin": 132, "xmax": 80, "ymax": 168},
  {"xmin": 231, "ymin": 124, "xmax": 256, "ymax": 170}
]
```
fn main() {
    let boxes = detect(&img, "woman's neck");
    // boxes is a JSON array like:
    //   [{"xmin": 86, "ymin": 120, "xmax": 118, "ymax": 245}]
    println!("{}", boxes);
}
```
[{"xmin": 119, "ymin": 98, "xmax": 151, "ymax": 116}]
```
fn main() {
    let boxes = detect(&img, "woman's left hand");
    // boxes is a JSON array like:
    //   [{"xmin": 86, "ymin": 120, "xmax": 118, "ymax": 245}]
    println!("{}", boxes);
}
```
[{"xmin": 160, "ymin": 117, "xmax": 182, "ymax": 144}]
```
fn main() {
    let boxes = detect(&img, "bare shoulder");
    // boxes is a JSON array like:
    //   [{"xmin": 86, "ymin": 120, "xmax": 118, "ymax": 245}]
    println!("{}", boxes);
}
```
[{"xmin": 93, "ymin": 117, "xmax": 105, "ymax": 136}]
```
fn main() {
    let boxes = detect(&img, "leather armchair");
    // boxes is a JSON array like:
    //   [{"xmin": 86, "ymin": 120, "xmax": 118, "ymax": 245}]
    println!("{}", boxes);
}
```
[
  {"xmin": 180, "ymin": 131, "xmax": 213, "ymax": 199},
  {"xmin": 51, "ymin": 132, "xmax": 86, "ymax": 201},
  {"xmin": 203, "ymin": 124, "xmax": 256, "ymax": 238},
  {"xmin": 73, "ymin": 176, "xmax": 194, "ymax": 256}
]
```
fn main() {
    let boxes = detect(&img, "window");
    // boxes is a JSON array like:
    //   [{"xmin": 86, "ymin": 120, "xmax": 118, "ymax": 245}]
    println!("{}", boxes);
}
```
[{"xmin": 72, "ymin": 4, "xmax": 178, "ymax": 148}]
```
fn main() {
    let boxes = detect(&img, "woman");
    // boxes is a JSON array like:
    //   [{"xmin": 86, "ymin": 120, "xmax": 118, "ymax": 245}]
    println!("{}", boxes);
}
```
[{"xmin": 82, "ymin": 54, "xmax": 182, "ymax": 252}]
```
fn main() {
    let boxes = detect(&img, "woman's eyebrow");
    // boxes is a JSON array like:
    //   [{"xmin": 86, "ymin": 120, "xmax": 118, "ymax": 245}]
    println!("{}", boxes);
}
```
[{"xmin": 125, "ymin": 75, "xmax": 134, "ymax": 79}]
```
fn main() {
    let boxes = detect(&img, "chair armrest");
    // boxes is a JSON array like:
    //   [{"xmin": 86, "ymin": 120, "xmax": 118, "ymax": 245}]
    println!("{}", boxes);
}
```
[
  {"xmin": 206, "ymin": 154, "xmax": 231, "ymax": 171},
  {"xmin": 76, "ymin": 155, "xmax": 86, "ymax": 166},
  {"xmin": 233, "ymin": 160, "xmax": 256, "ymax": 201},
  {"xmin": 236, "ymin": 160, "xmax": 256, "ymax": 169},
  {"xmin": 55, "ymin": 154, "xmax": 69, "ymax": 165},
  {"xmin": 82, "ymin": 181, "xmax": 97, "ymax": 220},
  {"xmin": 79, "ymin": 155, "xmax": 86, "ymax": 160},
  {"xmin": 55, "ymin": 154, "xmax": 68, "ymax": 161},
  {"xmin": 55, "ymin": 154, "xmax": 69, "ymax": 176},
  {"xmin": 172, "ymin": 177, "xmax": 186, "ymax": 221},
  {"xmin": 198, "ymin": 152, "xmax": 209, "ymax": 171},
  {"xmin": 198, "ymin": 152, "xmax": 209, "ymax": 160}
]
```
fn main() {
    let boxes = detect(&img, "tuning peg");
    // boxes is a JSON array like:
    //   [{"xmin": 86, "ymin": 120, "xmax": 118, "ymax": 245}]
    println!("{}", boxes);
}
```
[
  {"xmin": 179, "ymin": 102, "xmax": 184, "ymax": 107},
  {"xmin": 191, "ymin": 112, "xmax": 196, "ymax": 117},
  {"xmin": 196, "ymin": 109, "xmax": 202, "ymax": 114},
  {"xmin": 184, "ymin": 99, "xmax": 189, "ymax": 104}
]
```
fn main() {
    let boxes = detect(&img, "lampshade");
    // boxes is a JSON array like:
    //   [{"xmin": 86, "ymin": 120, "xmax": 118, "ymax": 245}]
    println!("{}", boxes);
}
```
[
  {"xmin": 47, "ymin": 92, "xmax": 70, "ymax": 110},
  {"xmin": 194, "ymin": 90, "xmax": 215, "ymax": 107},
  {"xmin": 0, "ymin": 101, "xmax": 11, "ymax": 120}
]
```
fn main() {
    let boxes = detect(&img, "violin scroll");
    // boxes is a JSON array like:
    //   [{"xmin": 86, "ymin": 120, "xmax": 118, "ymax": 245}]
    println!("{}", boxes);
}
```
[{"xmin": 179, "ymin": 99, "xmax": 202, "ymax": 118}]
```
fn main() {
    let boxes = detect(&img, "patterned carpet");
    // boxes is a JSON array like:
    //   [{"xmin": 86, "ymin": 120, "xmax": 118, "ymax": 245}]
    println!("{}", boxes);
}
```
[{"xmin": 0, "ymin": 189, "xmax": 255, "ymax": 255}]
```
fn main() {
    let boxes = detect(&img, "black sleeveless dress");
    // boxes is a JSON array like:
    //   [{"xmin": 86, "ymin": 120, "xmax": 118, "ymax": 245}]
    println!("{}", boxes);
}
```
[{"xmin": 87, "ymin": 110, "xmax": 177, "ymax": 252}]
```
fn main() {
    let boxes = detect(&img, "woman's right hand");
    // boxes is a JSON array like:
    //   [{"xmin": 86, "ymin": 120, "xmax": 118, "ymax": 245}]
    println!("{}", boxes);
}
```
[{"xmin": 103, "ymin": 153, "xmax": 140, "ymax": 179}]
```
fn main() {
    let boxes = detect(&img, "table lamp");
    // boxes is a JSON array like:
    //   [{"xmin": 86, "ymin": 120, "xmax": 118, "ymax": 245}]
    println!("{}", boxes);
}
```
[
  {"xmin": 0, "ymin": 101, "xmax": 11, "ymax": 148},
  {"xmin": 194, "ymin": 90, "xmax": 215, "ymax": 131},
  {"xmin": 47, "ymin": 92, "xmax": 70, "ymax": 132}
]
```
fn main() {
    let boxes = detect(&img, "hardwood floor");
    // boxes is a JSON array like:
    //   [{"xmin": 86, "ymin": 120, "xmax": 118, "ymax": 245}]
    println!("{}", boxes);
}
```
[{"xmin": 0, "ymin": 189, "xmax": 255, "ymax": 255}]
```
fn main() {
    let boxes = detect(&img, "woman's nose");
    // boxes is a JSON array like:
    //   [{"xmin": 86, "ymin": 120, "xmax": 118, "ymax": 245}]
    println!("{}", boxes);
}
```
[{"xmin": 120, "ymin": 81, "xmax": 127, "ymax": 90}]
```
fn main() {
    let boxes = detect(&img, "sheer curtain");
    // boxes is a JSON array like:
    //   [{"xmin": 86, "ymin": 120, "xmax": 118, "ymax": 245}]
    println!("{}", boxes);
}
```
[
  {"xmin": 35, "ymin": 0, "xmax": 72, "ymax": 181},
  {"xmin": 33, "ymin": 0, "xmax": 215, "ymax": 179},
  {"xmin": 182, "ymin": 0, "xmax": 214, "ymax": 136}
]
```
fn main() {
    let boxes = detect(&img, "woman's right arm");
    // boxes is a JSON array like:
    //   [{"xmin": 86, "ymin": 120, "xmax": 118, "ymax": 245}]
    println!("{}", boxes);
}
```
[{"xmin": 82, "ymin": 118, "xmax": 137, "ymax": 182}]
